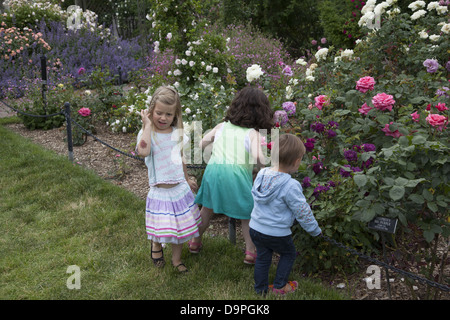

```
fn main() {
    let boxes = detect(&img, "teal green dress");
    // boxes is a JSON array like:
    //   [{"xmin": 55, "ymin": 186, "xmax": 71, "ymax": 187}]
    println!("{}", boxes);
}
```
[{"xmin": 195, "ymin": 122, "xmax": 254, "ymax": 219}]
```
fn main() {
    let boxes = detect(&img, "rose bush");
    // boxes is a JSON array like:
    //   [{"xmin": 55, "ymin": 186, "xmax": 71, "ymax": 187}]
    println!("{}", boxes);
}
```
[{"xmin": 277, "ymin": 1, "xmax": 449, "ymax": 278}]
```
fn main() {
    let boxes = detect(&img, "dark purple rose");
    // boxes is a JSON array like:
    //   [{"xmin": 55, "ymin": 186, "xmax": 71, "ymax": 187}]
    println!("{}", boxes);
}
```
[
  {"xmin": 312, "ymin": 162, "xmax": 324, "ymax": 174},
  {"xmin": 302, "ymin": 176, "xmax": 311, "ymax": 188},
  {"xmin": 344, "ymin": 150, "xmax": 358, "ymax": 162},
  {"xmin": 313, "ymin": 184, "xmax": 330, "ymax": 197},
  {"xmin": 362, "ymin": 143, "xmax": 376, "ymax": 152},
  {"xmin": 311, "ymin": 122, "xmax": 325, "ymax": 133},
  {"xmin": 327, "ymin": 121, "xmax": 339, "ymax": 128},
  {"xmin": 305, "ymin": 142, "xmax": 315, "ymax": 152},
  {"xmin": 327, "ymin": 129, "xmax": 337, "ymax": 138}
]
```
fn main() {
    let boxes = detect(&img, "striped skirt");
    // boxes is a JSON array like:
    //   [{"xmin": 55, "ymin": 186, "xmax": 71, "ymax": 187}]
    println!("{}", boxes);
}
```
[{"xmin": 145, "ymin": 181, "xmax": 201, "ymax": 244}]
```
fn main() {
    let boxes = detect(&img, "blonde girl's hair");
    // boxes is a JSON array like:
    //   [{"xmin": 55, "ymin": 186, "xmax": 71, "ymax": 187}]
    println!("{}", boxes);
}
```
[
  {"xmin": 147, "ymin": 86, "xmax": 184, "ymax": 143},
  {"xmin": 271, "ymin": 134, "xmax": 306, "ymax": 167}
]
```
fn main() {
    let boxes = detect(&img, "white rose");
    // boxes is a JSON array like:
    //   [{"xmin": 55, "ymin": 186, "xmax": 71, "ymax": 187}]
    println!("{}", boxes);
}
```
[
  {"xmin": 436, "ymin": 5, "xmax": 448, "ymax": 15},
  {"xmin": 315, "ymin": 48, "xmax": 329, "ymax": 61},
  {"xmin": 418, "ymin": 30, "xmax": 428, "ymax": 39},
  {"xmin": 212, "ymin": 67, "xmax": 218, "ymax": 73},
  {"xmin": 411, "ymin": 9, "xmax": 426, "ymax": 20},
  {"xmin": 429, "ymin": 34, "xmax": 440, "ymax": 42},
  {"xmin": 408, "ymin": 1, "xmax": 426, "ymax": 11},
  {"xmin": 427, "ymin": 2, "xmax": 440, "ymax": 10},
  {"xmin": 245, "ymin": 64, "xmax": 264, "ymax": 82},
  {"xmin": 296, "ymin": 58, "xmax": 307, "ymax": 66},
  {"xmin": 441, "ymin": 23, "xmax": 450, "ymax": 34}
]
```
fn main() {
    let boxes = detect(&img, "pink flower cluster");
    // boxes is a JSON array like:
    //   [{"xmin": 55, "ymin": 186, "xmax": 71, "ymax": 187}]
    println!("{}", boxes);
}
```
[
  {"xmin": 426, "ymin": 114, "xmax": 448, "ymax": 131},
  {"xmin": 78, "ymin": 107, "xmax": 91, "ymax": 117},
  {"xmin": 381, "ymin": 122, "xmax": 403, "ymax": 138},
  {"xmin": 372, "ymin": 93, "xmax": 395, "ymax": 111},
  {"xmin": 355, "ymin": 76, "xmax": 376, "ymax": 93},
  {"xmin": 314, "ymin": 95, "xmax": 330, "ymax": 110},
  {"xmin": 411, "ymin": 103, "xmax": 448, "ymax": 131}
]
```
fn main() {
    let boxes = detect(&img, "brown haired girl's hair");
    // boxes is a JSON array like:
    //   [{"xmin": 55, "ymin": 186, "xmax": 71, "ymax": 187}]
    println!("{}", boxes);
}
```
[
  {"xmin": 271, "ymin": 134, "xmax": 306, "ymax": 167},
  {"xmin": 224, "ymin": 86, "xmax": 273, "ymax": 130}
]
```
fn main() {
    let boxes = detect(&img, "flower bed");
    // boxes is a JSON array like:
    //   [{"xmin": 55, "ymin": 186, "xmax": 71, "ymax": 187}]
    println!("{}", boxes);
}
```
[{"xmin": 1, "ymin": 0, "xmax": 448, "ymax": 285}]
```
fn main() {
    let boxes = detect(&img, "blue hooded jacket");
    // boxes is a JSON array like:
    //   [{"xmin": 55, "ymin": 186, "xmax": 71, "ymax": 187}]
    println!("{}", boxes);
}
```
[{"xmin": 250, "ymin": 167, "xmax": 321, "ymax": 237}]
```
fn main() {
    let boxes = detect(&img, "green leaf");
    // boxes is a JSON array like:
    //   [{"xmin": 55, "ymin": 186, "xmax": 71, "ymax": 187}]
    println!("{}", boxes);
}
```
[
  {"xmin": 412, "ymin": 135, "xmax": 426, "ymax": 145},
  {"xmin": 354, "ymin": 174, "xmax": 368, "ymax": 188},
  {"xmin": 408, "ymin": 193, "xmax": 424, "ymax": 204},
  {"xmin": 427, "ymin": 201, "xmax": 438, "ymax": 212},
  {"xmin": 394, "ymin": 177, "xmax": 408, "ymax": 186},
  {"xmin": 389, "ymin": 186, "xmax": 405, "ymax": 201},
  {"xmin": 422, "ymin": 189, "xmax": 433, "ymax": 201},
  {"xmin": 405, "ymin": 178, "xmax": 425, "ymax": 188},
  {"xmin": 423, "ymin": 230, "xmax": 434, "ymax": 243},
  {"xmin": 352, "ymin": 208, "xmax": 376, "ymax": 222}
]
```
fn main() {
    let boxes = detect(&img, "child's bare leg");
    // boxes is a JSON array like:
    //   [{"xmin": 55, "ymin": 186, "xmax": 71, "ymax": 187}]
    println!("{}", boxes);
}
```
[
  {"xmin": 241, "ymin": 219, "xmax": 256, "ymax": 260},
  {"xmin": 171, "ymin": 243, "xmax": 187, "ymax": 272},
  {"xmin": 190, "ymin": 206, "xmax": 214, "ymax": 250}
]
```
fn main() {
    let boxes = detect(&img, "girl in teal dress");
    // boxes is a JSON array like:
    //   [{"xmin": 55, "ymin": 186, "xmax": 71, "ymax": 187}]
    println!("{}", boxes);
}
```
[{"xmin": 190, "ymin": 86, "xmax": 273, "ymax": 264}]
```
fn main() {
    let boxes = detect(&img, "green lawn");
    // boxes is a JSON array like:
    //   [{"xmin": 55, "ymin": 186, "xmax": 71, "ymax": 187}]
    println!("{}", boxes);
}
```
[{"xmin": 0, "ymin": 117, "xmax": 346, "ymax": 300}]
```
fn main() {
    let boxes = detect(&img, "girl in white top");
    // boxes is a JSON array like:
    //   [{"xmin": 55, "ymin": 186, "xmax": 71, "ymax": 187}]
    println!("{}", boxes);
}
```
[{"xmin": 136, "ymin": 86, "xmax": 201, "ymax": 273}]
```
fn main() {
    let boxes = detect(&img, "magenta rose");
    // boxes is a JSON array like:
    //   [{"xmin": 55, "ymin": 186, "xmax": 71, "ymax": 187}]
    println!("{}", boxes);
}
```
[
  {"xmin": 314, "ymin": 95, "xmax": 330, "ymax": 110},
  {"xmin": 372, "ymin": 93, "xmax": 395, "ymax": 111},
  {"xmin": 358, "ymin": 103, "xmax": 372, "ymax": 115},
  {"xmin": 434, "ymin": 103, "xmax": 448, "ymax": 112},
  {"xmin": 381, "ymin": 122, "xmax": 403, "ymax": 138},
  {"xmin": 426, "ymin": 114, "xmax": 448, "ymax": 131},
  {"xmin": 411, "ymin": 111, "xmax": 420, "ymax": 122},
  {"xmin": 356, "ymin": 76, "xmax": 376, "ymax": 93},
  {"xmin": 78, "ymin": 107, "xmax": 91, "ymax": 117}
]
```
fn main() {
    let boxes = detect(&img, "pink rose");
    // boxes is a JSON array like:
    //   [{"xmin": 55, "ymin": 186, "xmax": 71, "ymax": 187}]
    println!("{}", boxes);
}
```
[
  {"xmin": 314, "ymin": 95, "xmax": 330, "ymax": 110},
  {"xmin": 434, "ymin": 103, "xmax": 448, "ymax": 112},
  {"xmin": 356, "ymin": 76, "xmax": 376, "ymax": 93},
  {"xmin": 372, "ymin": 93, "xmax": 395, "ymax": 111},
  {"xmin": 411, "ymin": 111, "xmax": 420, "ymax": 122},
  {"xmin": 358, "ymin": 103, "xmax": 372, "ymax": 115},
  {"xmin": 78, "ymin": 107, "xmax": 91, "ymax": 117},
  {"xmin": 426, "ymin": 114, "xmax": 448, "ymax": 131},
  {"xmin": 381, "ymin": 122, "xmax": 403, "ymax": 138}
]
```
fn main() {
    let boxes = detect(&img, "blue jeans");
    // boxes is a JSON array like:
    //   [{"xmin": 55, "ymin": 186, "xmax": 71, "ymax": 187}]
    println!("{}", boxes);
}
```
[{"xmin": 249, "ymin": 228, "xmax": 296, "ymax": 294}]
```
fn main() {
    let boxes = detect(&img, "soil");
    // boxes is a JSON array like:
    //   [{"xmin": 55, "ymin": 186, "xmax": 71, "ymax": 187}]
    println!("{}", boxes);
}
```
[{"xmin": 2, "ymin": 109, "xmax": 449, "ymax": 300}]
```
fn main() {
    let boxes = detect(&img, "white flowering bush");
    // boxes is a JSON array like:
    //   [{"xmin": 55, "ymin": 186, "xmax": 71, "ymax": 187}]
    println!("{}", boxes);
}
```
[{"xmin": 1, "ymin": 0, "xmax": 67, "ymax": 29}]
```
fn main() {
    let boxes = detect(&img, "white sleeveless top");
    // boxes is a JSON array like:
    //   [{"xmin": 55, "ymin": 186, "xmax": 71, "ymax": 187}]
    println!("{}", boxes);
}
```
[{"xmin": 137, "ymin": 127, "xmax": 187, "ymax": 187}]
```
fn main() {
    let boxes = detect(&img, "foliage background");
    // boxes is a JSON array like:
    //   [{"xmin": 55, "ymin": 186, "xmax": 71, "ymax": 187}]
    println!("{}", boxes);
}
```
[{"xmin": 0, "ymin": 0, "xmax": 449, "ymax": 289}]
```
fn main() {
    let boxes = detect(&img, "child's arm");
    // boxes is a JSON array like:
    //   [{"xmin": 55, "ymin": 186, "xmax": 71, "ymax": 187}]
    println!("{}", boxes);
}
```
[
  {"xmin": 136, "ymin": 109, "xmax": 152, "ymax": 157},
  {"xmin": 249, "ymin": 130, "xmax": 268, "ymax": 170},
  {"xmin": 183, "ymin": 162, "xmax": 198, "ymax": 192},
  {"xmin": 285, "ymin": 182, "xmax": 322, "ymax": 236},
  {"xmin": 199, "ymin": 122, "xmax": 222, "ymax": 150}
]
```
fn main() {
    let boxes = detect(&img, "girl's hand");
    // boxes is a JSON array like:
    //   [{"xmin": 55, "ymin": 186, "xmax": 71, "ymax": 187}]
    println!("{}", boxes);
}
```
[
  {"xmin": 141, "ymin": 109, "xmax": 152, "ymax": 129},
  {"xmin": 187, "ymin": 176, "xmax": 198, "ymax": 193}
]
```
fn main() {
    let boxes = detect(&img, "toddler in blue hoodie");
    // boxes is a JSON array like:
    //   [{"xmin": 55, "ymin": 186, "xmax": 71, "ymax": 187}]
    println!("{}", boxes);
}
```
[{"xmin": 249, "ymin": 134, "xmax": 321, "ymax": 295}]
